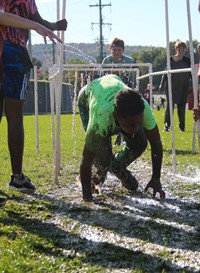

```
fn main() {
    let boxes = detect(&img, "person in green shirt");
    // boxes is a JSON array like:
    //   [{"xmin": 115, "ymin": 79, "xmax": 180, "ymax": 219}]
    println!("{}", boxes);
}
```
[
  {"xmin": 102, "ymin": 38, "xmax": 135, "ymax": 70},
  {"xmin": 78, "ymin": 74, "xmax": 165, "ymax": 202},
  {"xmin": 102, "ymin": 37, "xmax": 135, "ymax": 90}
]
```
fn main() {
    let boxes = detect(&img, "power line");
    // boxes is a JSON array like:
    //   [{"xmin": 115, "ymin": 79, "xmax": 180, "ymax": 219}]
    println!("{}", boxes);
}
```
[{"xmin": 89, "ymin": 0, "xmax": 111, "ymax": 62}]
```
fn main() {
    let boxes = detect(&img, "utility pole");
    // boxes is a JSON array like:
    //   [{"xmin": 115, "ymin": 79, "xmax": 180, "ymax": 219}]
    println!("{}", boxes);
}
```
[{"xmin": 89, "ymin": 0, "xmax": 111, "ymax": 63}]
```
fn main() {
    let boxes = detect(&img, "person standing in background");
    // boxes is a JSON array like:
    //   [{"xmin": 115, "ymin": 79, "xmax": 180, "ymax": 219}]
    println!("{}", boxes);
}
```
[
  {"xmin": 0, "ymin": 0, "xmax": 63, "ymax": 205},
  {"xmin": 159, "ymin": 40, "xmax": 191, "ymax": 132},
  {"xmin": 102, "ymin": 37, "xmax": 135, "ymax": 88},
  {"xmin": 0, "ymin": 0, "xmax": 67, "ymax": 195},
  {"xmin": 102, "ymin": 37, "xmax": 135, "ymax": 145},
  {"xmin": 160, "ymin": 97, "xmax": 166, "ymax": 108}
]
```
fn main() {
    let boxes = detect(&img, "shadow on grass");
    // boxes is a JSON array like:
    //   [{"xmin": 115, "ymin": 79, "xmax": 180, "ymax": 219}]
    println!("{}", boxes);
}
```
[
  {"xmin": 1, "ymin": 189, "xmax": 199, "ymax": 272},
  {"xmin": 12, "ymin": 191, "xmax": 200, "ymax": 250},
  {"xmin": 0, "ymin": 189, "xmax": 9, "ymax": 198},
  {"xmin": 0, "ymin": 207, "xmax": 194, "ymax": 273}
]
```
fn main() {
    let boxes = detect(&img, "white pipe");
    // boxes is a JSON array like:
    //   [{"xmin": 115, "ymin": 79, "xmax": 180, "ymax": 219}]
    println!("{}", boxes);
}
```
[
  {"xmin": 80, "ymin": 73, "xmax": 84, "ymax": 88},
  {"xmin": 62, "ymin": 62, "xmax": 152, "ymax": 68},
  {"xmin": 34, "ymin": 65, "xmax": 39, "ymax": 154},
  {"xmin": 137, "ymin": 68, "xmax": 191, "ymax": 80},
  {"xmin": 186, "ymin": 0, "xmax": 198, "ymax": 108},
  {"xmin": 54, "ymin": 0, "xmax": 66, "ymax": 183},
  {"xmin": 165, "ymin": 0, "xmax": 176, "ymax": 173},
  {"xmin": 63, "ymin": 67, "xmax": 144, "ymax": 72},
  {"xmin": 54, "ymin": 53, "xmax": 62, "ymax": 182},
  {"xmin": 186, "ymin": 0, "xmax": 200, "ymax": 155},
  {"xmin": 192, "ymin": 122, "xmax": 196, "ymax": 154},
  {"xmin": 57, "ymin": 0, "xmax": 60, "ymax": 37},
  {"xmin": 61, "ymin": 0, "xmax": 66, "ymax": 43},
  {"xmin": 49, "ymin": 67, "xmax": 56, "ymax": 161},
  {"xmin": 72, "ymin": 70, "xmax": 78, "ymax": 139},
  {"xmin": 48, "ymin": 69, "xmax": 59, "ymax": 80},
  {"xmin": 148, "ymin": 64, "xmax": 153, "ymax": 109},
  {"xmin": 134, "ymin": 68, "xmax": 140, "ymax": 91}
]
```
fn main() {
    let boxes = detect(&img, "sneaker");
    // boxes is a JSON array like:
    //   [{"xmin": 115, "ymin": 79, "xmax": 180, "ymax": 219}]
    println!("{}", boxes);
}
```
[
  {"xmin": 120, "ymin": 169, "xmax": 138, "ymax": 191},
  {"xmin": 164, "ymin": 123, "xmax": 170, "ymax": 132},
  {"xmin": 111, "ymin": 167, "xmax": 138, "ymax": 192},
  {"xmin": 179, "ymin": 125, "xmax": 185, "ymax": 132},
  {"xmin": 0, "ymin": 197, "xmax": 6, "ymax": 206},
  {"xmin": 9, "ymin": 174, "xmax": 36, "ymax": 193},
  {"xmin": 164, "ymin": 125, "xmax": 170, "ymax": 132}
]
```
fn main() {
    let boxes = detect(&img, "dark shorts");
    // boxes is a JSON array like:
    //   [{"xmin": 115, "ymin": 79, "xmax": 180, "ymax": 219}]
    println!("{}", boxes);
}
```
[
  {"xmin": 2, "ymin": 70, "xmax": 30, "ymax": 100},
  {"xmin": 1, "ymin": 41, "xmax": 33, "ymax": 100}
]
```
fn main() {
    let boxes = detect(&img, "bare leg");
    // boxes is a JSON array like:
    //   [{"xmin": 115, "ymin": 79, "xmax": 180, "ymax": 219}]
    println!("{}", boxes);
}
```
[
  {"xmin": 0, "ymin": 94, "xmax": 4, "ymax": 122},
  {"xmin": 4, "ymin": 97, "xmax": 24, "ymax": 175}
]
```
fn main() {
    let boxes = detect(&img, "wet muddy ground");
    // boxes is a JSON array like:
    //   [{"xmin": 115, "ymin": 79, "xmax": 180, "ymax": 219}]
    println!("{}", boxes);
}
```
[{"xmin": 22, "ymin": 160, "xmax": 200, "ymax": 272}]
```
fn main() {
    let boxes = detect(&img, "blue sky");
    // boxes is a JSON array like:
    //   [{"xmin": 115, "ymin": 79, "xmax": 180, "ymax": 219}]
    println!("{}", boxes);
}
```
[{"xmin": 34, "ymin": 0, "xmax": 200, "ymax": 47}]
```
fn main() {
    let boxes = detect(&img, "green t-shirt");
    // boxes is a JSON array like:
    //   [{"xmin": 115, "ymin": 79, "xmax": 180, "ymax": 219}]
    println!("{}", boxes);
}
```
[
  {"xmin": 102, "ymin": 54, "xmax": 135, "ymax": 64},
  {"xmin": 78, "ymin": 74, "xmax": 156, "ymax": 152},
  {"xmin": 101, "ymin": 54, "xmax": 135, "ymax": 88}
]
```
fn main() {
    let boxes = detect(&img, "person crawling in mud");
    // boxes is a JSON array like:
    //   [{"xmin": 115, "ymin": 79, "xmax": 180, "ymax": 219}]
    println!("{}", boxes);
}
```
[{"xmin": 78, "ymin": 74, "xmax": 165, "ymax": 202}]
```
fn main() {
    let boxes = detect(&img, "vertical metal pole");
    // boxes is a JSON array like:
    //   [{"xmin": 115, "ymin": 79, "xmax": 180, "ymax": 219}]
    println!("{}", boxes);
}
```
[
  {"xmin": 72, "ymin": 70, "xmax": 78, "ymax": 139},
  {"xmin": 186, "ymin": 0, "xmax": 200, "ymax": 154},
  {"xmin": 165, "ymin": 0, "xmax": 176, "ymax": 173},
  {"xmin": 49, "ymin": 67, "xmax": 56, "ymax": 161},
  {"xmin": 54, "ymin": 0, "xmax": 66, "ymax": 182},
  {"xmin": 34, "ymin": 65, "xmax": 39, "ymax": 154},
  {"xmin": 148, "ymin": 64, "xmax": 153, "ymax": 109},
  {"xmin": 57, "ymin": 0, "xmax": 60, "ymax": 37},
  {"xmin": 99, "ymin": 0, "xmax": 103, "ymax": 62}
]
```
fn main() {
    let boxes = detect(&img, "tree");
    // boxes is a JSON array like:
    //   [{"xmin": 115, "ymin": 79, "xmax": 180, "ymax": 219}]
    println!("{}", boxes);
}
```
[
  {"xmin": 130, "ymin": 40, "xmax": 200, "ymax": 93},
  {"xmin": 131, "ymin": 47, "xmax": 166, "ymax": 92}
]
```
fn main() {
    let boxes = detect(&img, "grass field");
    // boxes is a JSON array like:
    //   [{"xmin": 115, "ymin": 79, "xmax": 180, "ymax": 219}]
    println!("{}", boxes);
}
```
[{"xmin": 0, "ymin": 109, "xmax": 200, "ymax": 273}]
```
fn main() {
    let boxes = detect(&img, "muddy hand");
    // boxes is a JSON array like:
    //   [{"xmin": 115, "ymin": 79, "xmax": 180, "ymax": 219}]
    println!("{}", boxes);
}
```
[{"xmin": 144, "ymin": 178, "xmax": 165, "ymax": 199}]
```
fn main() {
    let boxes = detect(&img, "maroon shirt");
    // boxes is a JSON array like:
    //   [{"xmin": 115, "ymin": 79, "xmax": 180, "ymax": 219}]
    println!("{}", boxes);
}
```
[{"xmin": 2, "ymin": 0, "xmax": 37, "ymax": 47}]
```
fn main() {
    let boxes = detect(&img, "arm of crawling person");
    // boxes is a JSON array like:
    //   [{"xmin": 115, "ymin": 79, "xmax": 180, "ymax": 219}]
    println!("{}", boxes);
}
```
[
  {"xmin": 143, "ymin": 125, "xmax": 165, "ymax": 199},
  {"xmin": 79, "ymin": 147, "xmax": 96, "ymax": 202}
]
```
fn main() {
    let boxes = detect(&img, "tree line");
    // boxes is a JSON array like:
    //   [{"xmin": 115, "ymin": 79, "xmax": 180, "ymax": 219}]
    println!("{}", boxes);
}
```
[{"xmin": 32, "ymin": 40, "xmax": 200, "ymax": 94}]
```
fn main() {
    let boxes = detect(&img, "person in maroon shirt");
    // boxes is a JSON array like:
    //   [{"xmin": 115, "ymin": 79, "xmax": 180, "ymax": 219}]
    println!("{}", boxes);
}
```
[{"xmin": 0, "ymin": 1, "xmax": 66, "ymax": 204}]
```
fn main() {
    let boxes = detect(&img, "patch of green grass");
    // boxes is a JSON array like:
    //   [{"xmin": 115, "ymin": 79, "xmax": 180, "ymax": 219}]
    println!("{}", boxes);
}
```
[
  {"xmin": 0, "ymin": 110, "xmax": 199, "ymax": 272},
  {"xmin": 154, "ymin": 108, "xmax": 199, "ymax": 172}
]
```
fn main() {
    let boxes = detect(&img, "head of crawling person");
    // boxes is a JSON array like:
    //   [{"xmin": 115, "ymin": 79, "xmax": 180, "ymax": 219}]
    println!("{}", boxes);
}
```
[{"xmin": 113, "ymin": 89, "xmax": 145, "ymax": 135}]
